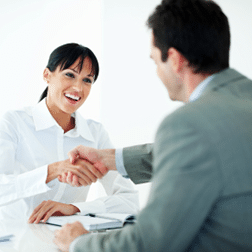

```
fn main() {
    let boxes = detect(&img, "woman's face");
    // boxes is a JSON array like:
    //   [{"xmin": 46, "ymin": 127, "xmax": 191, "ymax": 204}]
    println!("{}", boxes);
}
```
[{"xmin": 44, "ymin": 57, "xmax": 95, "ymax": 116}]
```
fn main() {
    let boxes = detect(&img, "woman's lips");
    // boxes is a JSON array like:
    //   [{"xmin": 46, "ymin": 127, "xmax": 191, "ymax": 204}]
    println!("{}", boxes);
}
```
[{"xmin": 64, "ymin": 94, "xmax": 81, "ymax": 104}]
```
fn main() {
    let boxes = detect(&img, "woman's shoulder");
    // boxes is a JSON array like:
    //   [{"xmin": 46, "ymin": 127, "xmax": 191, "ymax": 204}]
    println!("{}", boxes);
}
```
[
  {"xmin": 76, "ymin": 113, "xmax": 105, "ymax": 130},
  {"xmin": 85, "ymin": 118, "xmax": 103, "ymax": 127},
  {"xmin": 1, "ymin": 105, "xmax": 33, "ymax": 124}
]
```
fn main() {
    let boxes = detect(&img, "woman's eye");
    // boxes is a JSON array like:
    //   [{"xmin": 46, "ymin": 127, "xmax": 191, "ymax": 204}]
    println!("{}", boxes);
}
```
[
  {"xmin": 83, "ymin": 78, "xmax": 92, "ymax": 85},
  {"xmin": 65, "ymin": 73, "xmax": 74, "ymax": 78}
]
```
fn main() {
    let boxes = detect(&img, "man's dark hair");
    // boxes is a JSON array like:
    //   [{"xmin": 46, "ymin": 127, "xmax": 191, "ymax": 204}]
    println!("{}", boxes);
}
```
[{"xmin": 147, "ymin": 0, "xmax": 230, "ymax": 74}]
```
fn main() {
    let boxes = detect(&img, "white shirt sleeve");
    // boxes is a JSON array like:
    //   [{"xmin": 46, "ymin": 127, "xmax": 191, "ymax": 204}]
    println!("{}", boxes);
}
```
[{"xmin": 0, "ymin": 116, "xmax": 51, "ymax": 207}]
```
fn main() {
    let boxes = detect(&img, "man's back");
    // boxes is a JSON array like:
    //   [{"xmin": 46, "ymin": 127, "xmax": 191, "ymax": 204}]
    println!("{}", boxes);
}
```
[{"xmin": 150, "ymin": 68, "xmax": 252, "ymax": 251}]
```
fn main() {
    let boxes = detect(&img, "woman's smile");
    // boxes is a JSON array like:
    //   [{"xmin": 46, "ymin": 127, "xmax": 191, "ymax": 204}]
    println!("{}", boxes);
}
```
[{"xmin": 64, "ymin": 92, "xmax": 82, "ymax": 105}]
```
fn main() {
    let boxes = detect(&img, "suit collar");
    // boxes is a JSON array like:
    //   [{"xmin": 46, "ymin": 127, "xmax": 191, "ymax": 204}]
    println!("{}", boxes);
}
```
[{"xmin": 203, "ymin": 68, "xmax": 245, "ymax": 95}]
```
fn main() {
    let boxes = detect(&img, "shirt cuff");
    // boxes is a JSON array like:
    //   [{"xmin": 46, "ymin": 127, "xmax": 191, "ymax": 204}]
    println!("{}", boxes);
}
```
[
  {"xmin": 16, "ymin": 165, "xmax": 51, "ymax": 199},
  {"xmin": 115, "ymin": 148, "xmax": 129, "ymax": 178}
]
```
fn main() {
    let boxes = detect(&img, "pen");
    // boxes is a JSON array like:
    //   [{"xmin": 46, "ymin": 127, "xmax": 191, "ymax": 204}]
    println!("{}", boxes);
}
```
[
  {"xmin": 86, "ymin": 213, "xmax": 122, "ymax": 222},
  {"xmin": 46, "ymin": 222, "xmax": 62, "ymax": 227},
  {"xmin": 0, "ymin": 234, "xmax": 14, "ymax": 242},
  {"xmin": 87, "ymin": 213, "xmax": 96, "ymax": 217}
]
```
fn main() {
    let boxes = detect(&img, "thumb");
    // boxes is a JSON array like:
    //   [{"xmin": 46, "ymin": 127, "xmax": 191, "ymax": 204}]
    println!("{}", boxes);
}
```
[{"xmin": 68, "ymin": 149, "xmax": 79, "ymax": 164}]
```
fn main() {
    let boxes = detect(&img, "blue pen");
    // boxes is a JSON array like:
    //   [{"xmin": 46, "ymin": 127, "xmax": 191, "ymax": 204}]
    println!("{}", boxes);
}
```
[{"xmin": 0, "ymin": 234, "xmax": 14, "ymax": 242}]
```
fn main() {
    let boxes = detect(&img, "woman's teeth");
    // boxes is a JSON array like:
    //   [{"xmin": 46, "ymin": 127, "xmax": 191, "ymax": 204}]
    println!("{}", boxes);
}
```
[{"xmin": 65, "ymin": 94, "xmax": 80, "ymax": 101}]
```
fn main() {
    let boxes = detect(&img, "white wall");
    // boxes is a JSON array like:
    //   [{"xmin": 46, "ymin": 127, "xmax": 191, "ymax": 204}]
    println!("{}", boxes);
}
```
[{"xmin": 1, "ymin": 0, "xmax": 252, "ymax": 209}]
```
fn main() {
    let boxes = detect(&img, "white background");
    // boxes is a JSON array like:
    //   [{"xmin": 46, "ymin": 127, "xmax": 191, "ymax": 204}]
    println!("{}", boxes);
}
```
[{"xmin": 0, "ymin": 0, "xmax": 252, "ymax": 209}]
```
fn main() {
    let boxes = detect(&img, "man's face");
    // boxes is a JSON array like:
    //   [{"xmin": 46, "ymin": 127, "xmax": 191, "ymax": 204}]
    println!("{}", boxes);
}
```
[{"xmin": 150, "ymin": 32, "xmax": 184, "ymax": 102}]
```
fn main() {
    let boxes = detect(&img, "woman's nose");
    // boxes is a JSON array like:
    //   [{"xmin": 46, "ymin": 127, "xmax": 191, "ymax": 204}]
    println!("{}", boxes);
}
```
[{"xmin": 72, "ymin": 80, "xmax": 82, "ymax": 91}]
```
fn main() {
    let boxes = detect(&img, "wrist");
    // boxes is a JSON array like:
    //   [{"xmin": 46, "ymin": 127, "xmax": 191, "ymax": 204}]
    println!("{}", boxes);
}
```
[
  {"xmin": 104, "ymin": 149, "xmax": 116, "ymax": 171},
  {"xmin": 70, "ymin": 204, "xmax": 80, "ymax": 214},
  {"xmin": 46, "ymin": 162, "xmax": 59, "ymax": 183}
]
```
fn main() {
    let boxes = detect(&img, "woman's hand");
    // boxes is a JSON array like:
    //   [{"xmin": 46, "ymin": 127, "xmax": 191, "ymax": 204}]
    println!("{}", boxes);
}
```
[
  {"xmin": 54, "ymin": 221, "xmax": 88, "ymax": 252},
  {"xmin": 47, "ymin": 158, "xmax": 103, "ymax": 186},
  {"xmin": 28, "ymin": 200, "xmax": 79, "ymax": 224}
]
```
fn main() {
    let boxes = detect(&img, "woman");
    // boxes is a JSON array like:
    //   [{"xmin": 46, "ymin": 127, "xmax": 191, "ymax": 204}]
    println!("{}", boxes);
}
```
[{"xmin": 0, "ymin": 43, "xmax": 138, "ymax": 223}]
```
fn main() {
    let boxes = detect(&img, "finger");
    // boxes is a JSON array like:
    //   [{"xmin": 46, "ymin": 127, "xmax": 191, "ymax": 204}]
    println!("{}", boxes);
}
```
[
  {"xmin": 34, "ymin": 201, "xmax": 54, "ymax": 224},
  {"xmin": 68, "ymin": 148, "xmax": 80, "ymax": 164},
  {"xmin": 75, "ymin": 171, "xmax": 92, "ymax": 185},
  {"xmin": 69, "ymin": 167, "xmax": 93, "ymax": 185},
  {"xmin": 83, "ymin": 160, "xmax": 104, "ymax": 179},
  {"xmin": 66, "ymin": 171, "xmax": 81, "ymax": 187},
  {"xmin": 72, "ymin": 174, "xmax": 81, "ymax": 187},
  {"xmin": 58, "ymin": 174, "xmax": 62, "ymax": 182},
  {"xmin": 77, "ymin": 166, "xmax": 96, "ymax": 183},
  {"xmin": 28, "ymin": 201, "xmax": 46, "ymax": 223},
  {"xmin": 67, "ymin": 172, "xmax": 81, "ymax": 187},
  {"xmin": 75, "ymin": 177, "xmax": 88, "ymax": 187},
  {"xmin": 61, "ymin": 172, "xmax": 68, "ymax": 183},
  {"xmin": 76, "ymin": 160, "xmax": 101, "ymax": 182},
  {"xmin": 73, "ymin": 174, "xmax": 85, "ymax": 187},
  {"xmin": 41, "ymin": 207, "xmax": 58, "ymax": 223},
  {"xmin": 62, "ymin": 171, "xmax": 85, "ymax": 187},
  {"xmin": 66, "ymin": 171, "xmax": 75, "ymax": 185}
]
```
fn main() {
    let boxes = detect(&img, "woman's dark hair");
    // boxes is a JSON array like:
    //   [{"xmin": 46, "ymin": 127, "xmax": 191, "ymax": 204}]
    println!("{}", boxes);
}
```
[
  {"xmin": 39, "ymin": 43, "xmax": 99, "ymax": 102},
  {"xmin": 147, "ymin": 0, "xmax": 230, "ymax": 74}
]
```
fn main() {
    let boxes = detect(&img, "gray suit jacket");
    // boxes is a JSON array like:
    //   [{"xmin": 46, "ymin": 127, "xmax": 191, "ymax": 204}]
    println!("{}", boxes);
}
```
[{"xmin": 72, "ymin": 68, "xmax": 252, "ymax": 252}]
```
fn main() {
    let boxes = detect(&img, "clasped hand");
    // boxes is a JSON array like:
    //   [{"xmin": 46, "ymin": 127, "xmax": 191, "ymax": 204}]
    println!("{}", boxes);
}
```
[
  {"xmin": 57, "ymin": 146, "xmax": 112, "ymax": 187},
  {"xmin": 55, "ymin": 158, "xmax": 103, "ymax": 187}
]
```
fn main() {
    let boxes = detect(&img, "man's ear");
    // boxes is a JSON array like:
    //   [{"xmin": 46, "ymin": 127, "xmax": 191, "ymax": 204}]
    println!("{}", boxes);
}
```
[
  {"xmin": 43, "ymin": 68, "xmax": 51, "ymax": 83},
  {"xmin": 168, "ymin": 48, "xmax": 187, "ymax": 74}
]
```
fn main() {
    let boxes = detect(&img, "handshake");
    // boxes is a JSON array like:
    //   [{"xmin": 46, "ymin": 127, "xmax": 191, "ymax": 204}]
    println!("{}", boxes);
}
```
[
  {"xmin": 47, "ymin": 146, "xmax": 117, "ymax": 187},
  {"xmin": 28, "ymin": 146, "xmax": 117, "ymax": 224}
]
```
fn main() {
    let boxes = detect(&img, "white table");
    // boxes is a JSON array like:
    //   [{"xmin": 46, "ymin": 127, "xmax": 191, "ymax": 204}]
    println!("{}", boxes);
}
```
[{"xmin": 0, "ymin": 219, "xmax": 61, "ymax": 252}]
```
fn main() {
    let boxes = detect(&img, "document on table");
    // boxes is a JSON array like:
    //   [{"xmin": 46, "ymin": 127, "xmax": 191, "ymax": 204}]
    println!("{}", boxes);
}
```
[{"xmin": 46, "ymin": 213, "xmax": 135, "ymax": 231}]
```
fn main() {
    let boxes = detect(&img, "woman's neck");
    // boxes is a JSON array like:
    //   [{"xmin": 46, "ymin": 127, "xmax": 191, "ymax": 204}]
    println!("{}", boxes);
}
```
[
  {"xmin": 54, "ymin": 112, "xmax": 75, "ymax": 133},
  {"xmin": 46, "ymin": 104, "xmax": 75, "ymax": 133}
]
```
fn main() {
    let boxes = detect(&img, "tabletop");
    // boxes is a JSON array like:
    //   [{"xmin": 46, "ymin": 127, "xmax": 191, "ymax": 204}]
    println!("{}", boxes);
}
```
[{"xmin": 0, "ymin": 219, "xmax": 61, "ymax": 252}]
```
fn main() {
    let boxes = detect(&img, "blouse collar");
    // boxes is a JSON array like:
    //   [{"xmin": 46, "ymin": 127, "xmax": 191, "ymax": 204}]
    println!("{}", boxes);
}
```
[{"xmin": 32, "ymin": 99, "xmax": 95, "ymax": 142}]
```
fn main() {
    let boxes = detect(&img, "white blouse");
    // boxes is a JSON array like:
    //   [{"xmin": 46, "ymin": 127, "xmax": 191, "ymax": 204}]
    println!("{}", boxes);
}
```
[{"xmin": 0, "ymin": 99, "xmax": 139, "ymax": 220}]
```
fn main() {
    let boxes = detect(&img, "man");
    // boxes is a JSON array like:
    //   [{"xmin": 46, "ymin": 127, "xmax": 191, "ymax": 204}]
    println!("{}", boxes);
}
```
[{"xmin": 54, "ymin": 0, "xmax": 252, "ymax": 251}]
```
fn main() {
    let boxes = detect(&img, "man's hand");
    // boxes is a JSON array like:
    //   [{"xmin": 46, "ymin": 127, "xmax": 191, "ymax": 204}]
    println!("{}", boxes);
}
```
[
  {"xmin": 47, "ymin": 158, "xmax": 103, "ymax": 186},
  {"xmin": 54, "ymin": 221, "xmax": 88, "ymax": 252},
  {"xmin": 57, "ymin": 146, "xmax": 117, "ymax": 187},
  {"xmin": 28, "ymin": 200, "xmax": 80, "ymax": 224},
  {"xmin": 68, "ymin": 145, "xmax": 117, "ymax": 174}
]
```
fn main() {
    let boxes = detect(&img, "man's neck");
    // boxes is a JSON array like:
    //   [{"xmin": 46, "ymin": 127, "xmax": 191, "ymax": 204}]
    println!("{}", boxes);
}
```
[{"xmin": 183, "ymin": 72, "xmax": 211, "ymax": 102}]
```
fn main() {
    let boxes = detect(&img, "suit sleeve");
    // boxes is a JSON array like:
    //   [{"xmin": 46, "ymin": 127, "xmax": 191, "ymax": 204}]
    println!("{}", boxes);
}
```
[{"xmin": 122, "ymin": 144, "xmax": 153, "ymax": 184}]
